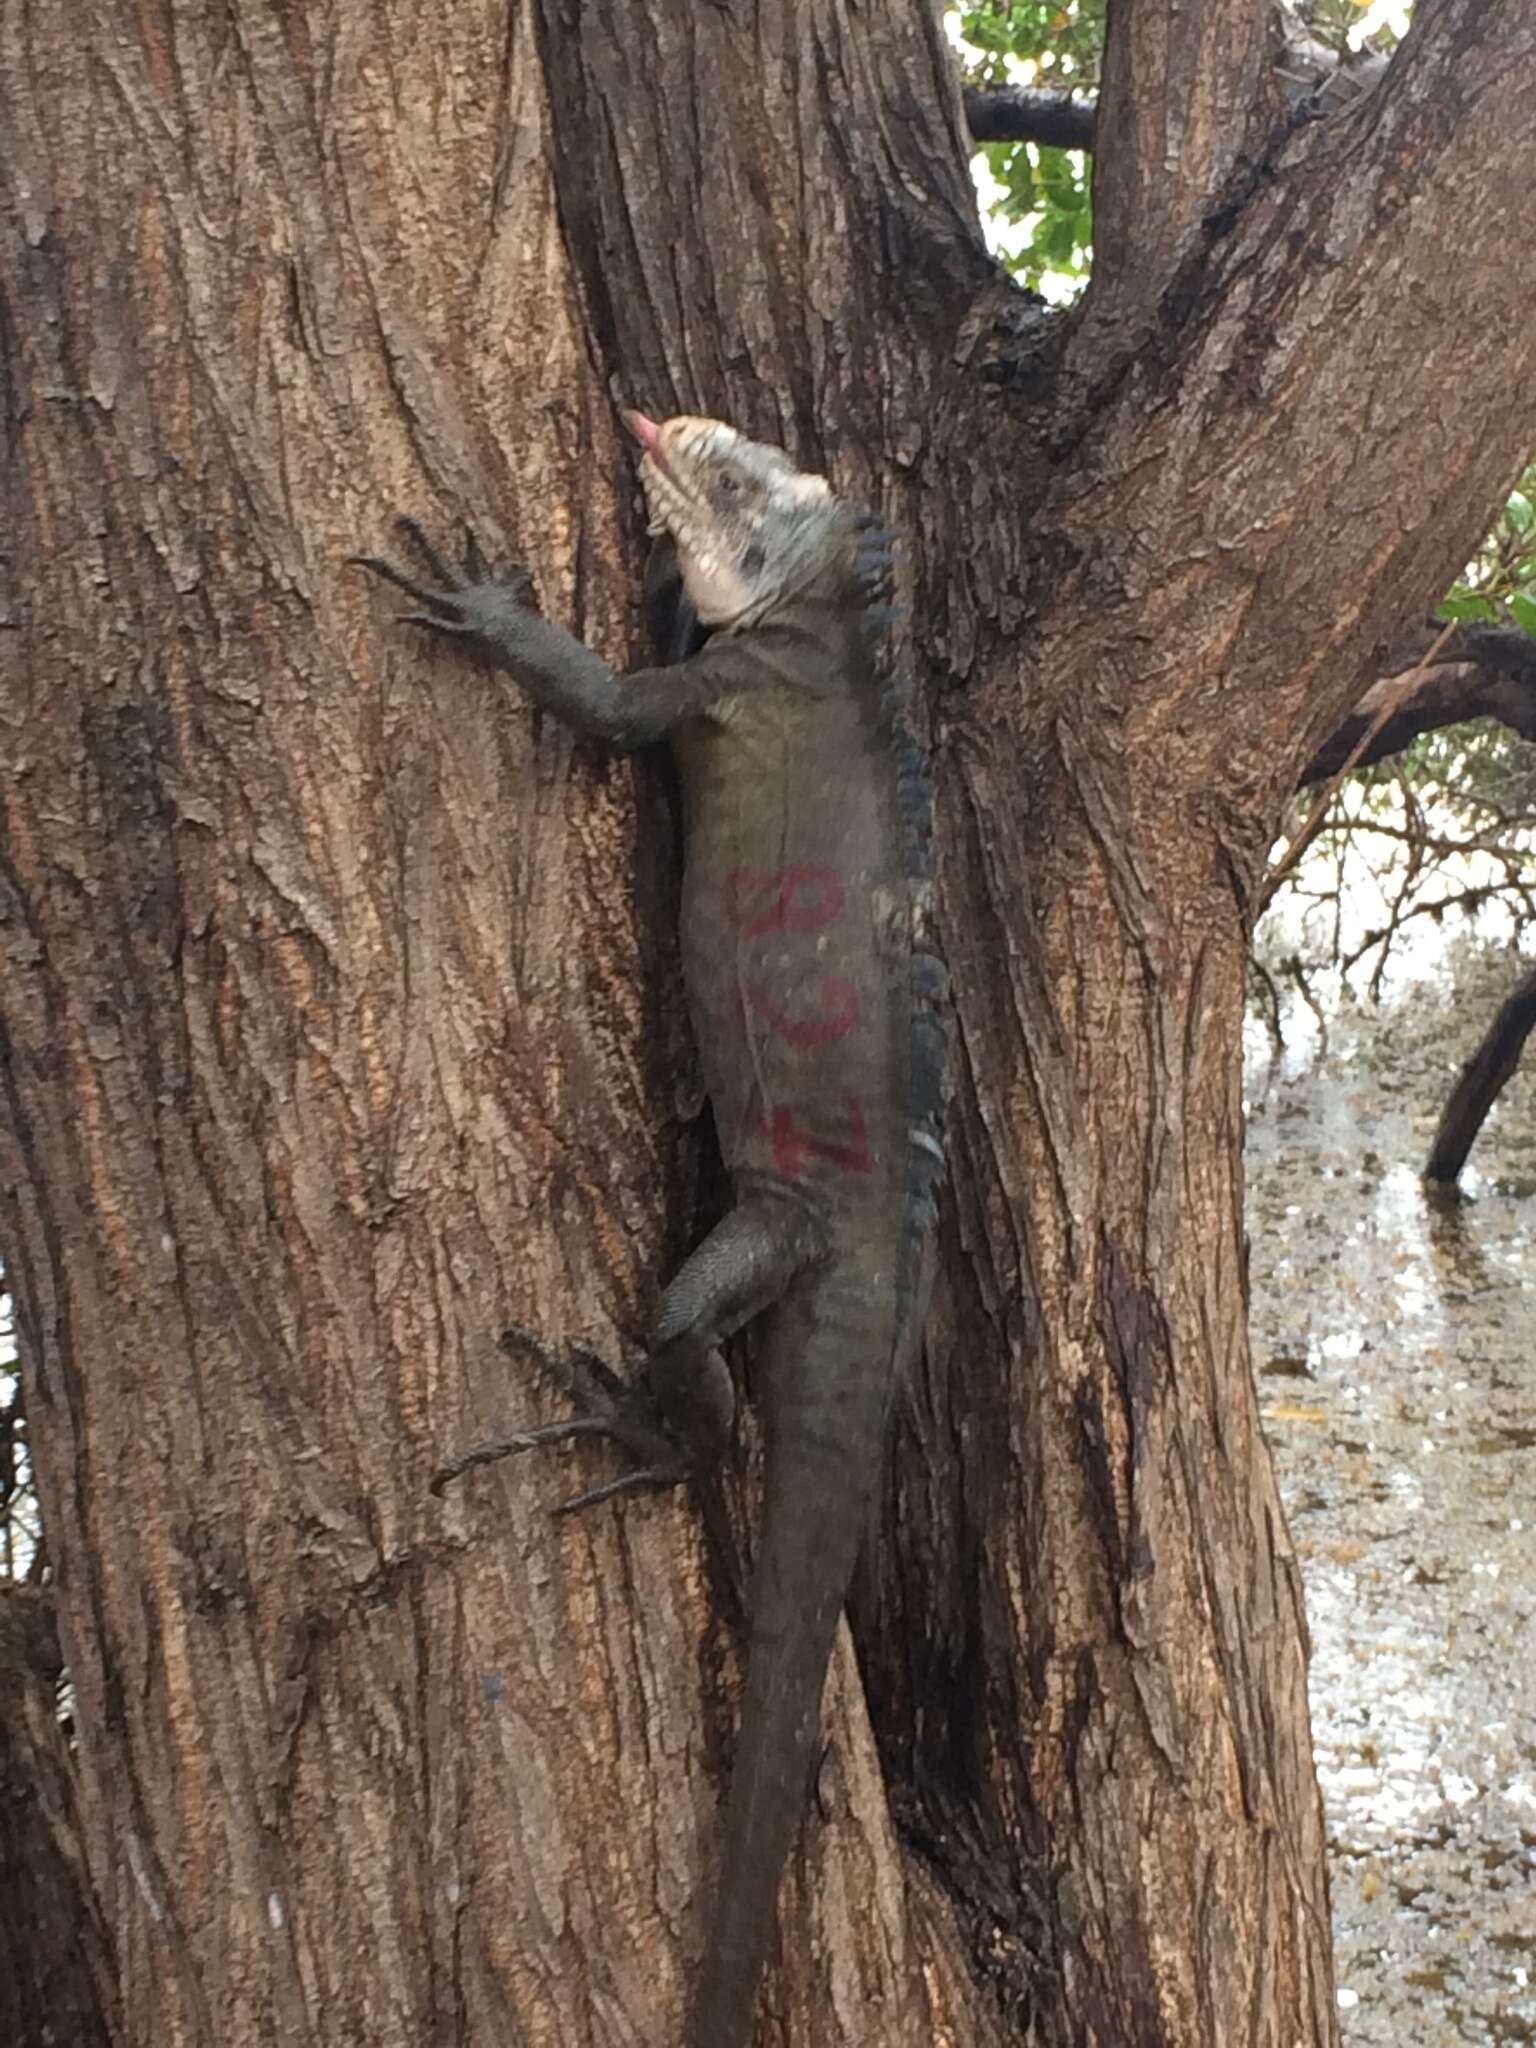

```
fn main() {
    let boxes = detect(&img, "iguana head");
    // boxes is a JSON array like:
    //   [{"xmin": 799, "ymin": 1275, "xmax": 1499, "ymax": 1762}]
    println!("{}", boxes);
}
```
[{"xmin": 627, "ymin": 411, "xmax": 858, "ymax": 629}]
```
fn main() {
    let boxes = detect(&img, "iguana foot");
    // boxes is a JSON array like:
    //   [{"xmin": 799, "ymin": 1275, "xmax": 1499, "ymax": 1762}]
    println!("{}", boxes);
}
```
[
  {"xmin": 350, "ymin": 517, "xmax": 536, "ymax": 638},
  {"xmin": 429, "ymin": 1326, "xmax": 690, "ymax": 1513}
]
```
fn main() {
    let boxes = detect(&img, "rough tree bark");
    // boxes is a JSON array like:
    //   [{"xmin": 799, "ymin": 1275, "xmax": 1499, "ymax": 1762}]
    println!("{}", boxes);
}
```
[{"xmin": 2, "ymin": 4, "xmax": 1534, "ymax": 2046}]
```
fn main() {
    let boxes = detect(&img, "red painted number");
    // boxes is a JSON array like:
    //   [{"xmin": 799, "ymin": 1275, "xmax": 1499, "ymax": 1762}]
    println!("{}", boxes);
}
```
[
  {"xmin": 744, "ymin": 975, "xmax": 861, "ymax": 1048},
  {"xmin": 726, "ymin": 864, "xmax": 845, "ymax": 937},
  {"xmin": 754, "ymin": 1099, "xmax": 871, "ymax": 1179},
  {"xmin": 725, "ymin": 862, "xmax": 866, "ymax": 1178}
]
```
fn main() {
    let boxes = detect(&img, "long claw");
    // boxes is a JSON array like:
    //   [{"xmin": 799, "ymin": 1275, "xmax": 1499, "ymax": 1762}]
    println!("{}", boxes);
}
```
[
  {"xmin": 432, "ymin": 1329, "xmax": 689, "ymax": 1513},
  {"xmin": 398, "ymin": 610, "xmax": 469, "ymax": 634},
  {"xmin": 552, "ymin": 1463, "xmax": 689, "ymax": 1516},
  {"xmin": 428, "ymin": 1415, "xmax": 617, "ymax": 1495},
  {"xmin": 428, "ymin": 1432, "xmax": 530, "ymax": 1494},
  {"xmin": 349, "ymin": 553, "xmax": 456, "ymax": 615},
  {"xmin": 395, "ymin": 516, "xmax": 460, "ymax": 589},
  {"xmin": 463, "ymin": 526, "xmax": 488, "ymax": 581},
  {"xmin": 500, "ymin": 1328, "xmax": 630, "ymax": 1408}
]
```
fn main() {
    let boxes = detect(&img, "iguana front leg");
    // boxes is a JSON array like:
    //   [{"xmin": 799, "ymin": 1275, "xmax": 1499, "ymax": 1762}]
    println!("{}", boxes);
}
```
[{"xmin": 351, "ymin": 519, "xmax": 726, "ymax": 749}]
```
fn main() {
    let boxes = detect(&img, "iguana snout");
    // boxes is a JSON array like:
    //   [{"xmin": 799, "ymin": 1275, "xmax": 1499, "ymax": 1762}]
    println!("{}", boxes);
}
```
[{"xmin": 625, "ymin": 408, "xmax": 845, "ymax": 629}]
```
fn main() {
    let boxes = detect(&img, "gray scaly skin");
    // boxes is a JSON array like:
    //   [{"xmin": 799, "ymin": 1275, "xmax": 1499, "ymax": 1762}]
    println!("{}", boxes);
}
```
[{"xmin": 355, "ymin": 413, "xmax": 945, "ymax": 2047}]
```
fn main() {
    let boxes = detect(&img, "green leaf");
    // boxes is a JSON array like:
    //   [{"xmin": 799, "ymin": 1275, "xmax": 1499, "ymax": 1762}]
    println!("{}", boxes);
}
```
[
  {"xmin": 987, "ymin": 141, "xmax": 1035, "ymax": 213},
  {"xmin": 1509, "ymin": 591, "xmax": 1536, "ymax": 641},
  {"xmin": 1043, "ymin": 211, "xmax": 1079, "ymax": 265},
  {"xmin": 1436, "ymin": 594, "xmax": 1501, "ymax": 624},
  {"xmin": 1505, "ymin": 490, "xmax": 1534, "ymax": 534}
]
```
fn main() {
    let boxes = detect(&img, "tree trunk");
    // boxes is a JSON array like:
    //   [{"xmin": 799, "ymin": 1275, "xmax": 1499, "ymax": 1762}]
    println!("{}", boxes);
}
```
[{"xmin": 3, "ymin": 4, "xmax": 1535, "ymax": 2045}]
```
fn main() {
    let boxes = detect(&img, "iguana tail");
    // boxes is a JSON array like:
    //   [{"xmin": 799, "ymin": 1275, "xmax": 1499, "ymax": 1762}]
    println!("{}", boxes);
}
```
[{"xmin": 690, "ymin": 1419, "xmax": 874, "ymax": 2048}]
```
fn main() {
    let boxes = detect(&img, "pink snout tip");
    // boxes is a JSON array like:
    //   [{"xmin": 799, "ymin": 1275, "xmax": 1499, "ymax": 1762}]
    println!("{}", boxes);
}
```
[{"xmin": 625, "ymin": 409, "xmax": 662, "ymax": 455}]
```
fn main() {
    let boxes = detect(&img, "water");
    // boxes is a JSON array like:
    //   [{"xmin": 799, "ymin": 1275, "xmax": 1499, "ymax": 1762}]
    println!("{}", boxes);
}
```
[{"xmin": 1247, "ymin": 939, "xmax": 1536, "ymax": 2044}]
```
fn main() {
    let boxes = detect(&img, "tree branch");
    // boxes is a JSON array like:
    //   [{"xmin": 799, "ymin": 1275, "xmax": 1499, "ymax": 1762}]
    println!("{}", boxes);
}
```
[
  {"xmin": 1301, "ymin": 627, "xmax": 1536, "ymax": 783},
  {"xmin": 1085, "ymin": 0, "xmax": 1274, "ymax": 324},
  {"xmin": 1265, "ymin": 620, "xmax": 1459, "ymax": 906},
  {"xmin": 1424, "ymin": 963, "xmax": 1536, "ymax": 1184},
  {"xmin": 960, "ymin": 35, "xmax": 1386, "ymax": 151},
  {"xmin": 1026, "ymin": 0, "xmax": 1536, "ymax": 801},
  {"xmin": 963, "ymin": 86, "xmax": 1096, "ymax": 150}
]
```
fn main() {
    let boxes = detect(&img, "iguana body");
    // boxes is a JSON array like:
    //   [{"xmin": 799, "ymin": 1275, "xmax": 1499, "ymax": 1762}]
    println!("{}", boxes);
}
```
[{"xmin": 356, "ymin": 414, "xmax": 945, "ymax": 2047}]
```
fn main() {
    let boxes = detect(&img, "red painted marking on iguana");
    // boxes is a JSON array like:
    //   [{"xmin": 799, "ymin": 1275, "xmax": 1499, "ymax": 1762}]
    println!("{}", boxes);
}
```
[
  {"xmin": 726, "ymin": 862, "xmax": 845, "ymax": 936},
  {"xmin": 752, "ymin": 1097, "xmax": 871, "ymax": 1180},
  {"xmin": 741, "ymin": 973, "xmax": 861, "ymax": 1048}
]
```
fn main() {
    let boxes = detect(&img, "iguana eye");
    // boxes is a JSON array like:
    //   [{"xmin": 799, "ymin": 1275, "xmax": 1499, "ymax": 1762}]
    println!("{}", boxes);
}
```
[{"xmin": 718, "ymin": 474, "xmax": 743, "ymax": 496}]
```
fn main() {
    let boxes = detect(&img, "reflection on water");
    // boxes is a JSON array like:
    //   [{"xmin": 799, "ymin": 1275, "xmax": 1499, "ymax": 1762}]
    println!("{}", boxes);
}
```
[{"xmin": 1247, "ymin": 940, "xmax": 1536, "ymax": 2045}]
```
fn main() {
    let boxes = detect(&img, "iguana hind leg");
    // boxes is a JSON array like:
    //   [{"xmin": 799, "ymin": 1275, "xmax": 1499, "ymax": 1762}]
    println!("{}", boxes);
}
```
[
  {"xmin": 428, "ymin": 1337, "xmax": 687, "ymax": 1508},
  {"xmin": 430, "ymin": 1183, "xmax": 826, "ymax": 1513},
  {"xmin": 644, "ymin": 1184, "xmax": 827, "ymax": 1469}
]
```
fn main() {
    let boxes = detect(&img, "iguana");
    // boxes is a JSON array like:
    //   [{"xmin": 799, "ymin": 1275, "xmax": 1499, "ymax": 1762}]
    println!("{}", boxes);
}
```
[{"xmin": 354, "ymin": 412, "xmax": 946, "ymax": 2047}]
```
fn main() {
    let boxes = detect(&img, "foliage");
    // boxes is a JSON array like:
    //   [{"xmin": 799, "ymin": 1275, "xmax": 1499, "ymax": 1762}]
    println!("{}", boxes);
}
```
[
  {"xmin": 977, "ymin": 134, "xmax": 1093, "ymax": 292},
  {"xmin": 1437, "ymin": 459, "xmax": 1536, "ymax": 642},
  {"xmin": 1298, "ymin": 0, "xmax": 1400, "ymax": 52},
  {"xmin": 956, "ymin": 1, "xmax": 1102, "ymax": 293},
  {"xmin": 956, "ymin": 0, "xmax": 1104, "ymax": 84},
  {"xmin": 955, "ymin": 3, "xmax": 1407, "ymax": 297}
]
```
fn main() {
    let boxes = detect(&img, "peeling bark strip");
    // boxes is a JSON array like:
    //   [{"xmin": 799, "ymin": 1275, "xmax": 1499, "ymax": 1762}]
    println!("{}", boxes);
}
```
[
  {"xmin": 1094, "ymin": 1229, "xmax": 1171, "ymax": 1582},
  {"xmin": 1096, "ymin": 1230, "xmax": 1169, "ymax": 1473},
  {"xmin": 2, "ymin": 2, "xmax": 1535, "ymax": 2045}
]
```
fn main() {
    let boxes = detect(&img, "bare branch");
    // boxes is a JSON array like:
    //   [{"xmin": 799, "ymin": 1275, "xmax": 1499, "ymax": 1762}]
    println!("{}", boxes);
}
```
[
  {"xmin": 1340, "ymin": 885, "xmax": 1536, "ymax": 977},
  {"xmin": 1424, "ymin": 963, "xmax": 1536, "ymax": 1184},
  {"xmin": 1301, "ymin": 647, "xmax": 1536, "ymax": 784},
  {"xmin": 963, "ymin": 86, "xmax": 1096, "ymax": 150}
]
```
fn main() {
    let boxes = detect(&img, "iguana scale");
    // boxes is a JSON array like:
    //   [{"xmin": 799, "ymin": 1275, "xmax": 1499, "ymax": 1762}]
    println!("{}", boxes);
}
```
[{"xmin": 355, "ymin": 412, "xmax": 946, "ymax": 2047}]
